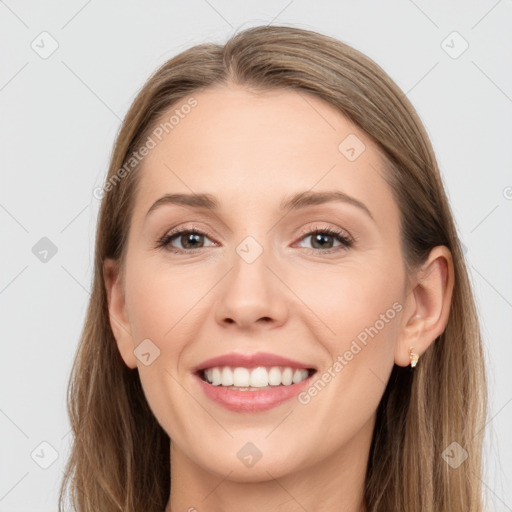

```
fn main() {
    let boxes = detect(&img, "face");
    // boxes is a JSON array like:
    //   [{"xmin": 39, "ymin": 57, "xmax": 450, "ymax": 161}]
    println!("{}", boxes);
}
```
[{"xmin": 107, "ymin": 84, "xmax": 412, "ymax": 481}]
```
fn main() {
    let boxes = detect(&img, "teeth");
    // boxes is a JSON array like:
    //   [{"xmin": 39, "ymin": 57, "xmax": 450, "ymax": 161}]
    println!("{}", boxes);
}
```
[
  {"xmin": 232, "ymin": 367, "xmax": 250, "ymax": 387},
  {"xmin": 221, "ymin": 367, "xmax": 233, "ymax": 386},
  {"xmin": 202, "ymin": 366, "xmax": 311, "ymax": 387},
  {"xmin": 268, "ymin": 367, "xmax": 282, "ymax": 386},
  {"xmin": 211, "ymin": 367, "xmax": 222, "ymax": 386},
  {"xmin": 282, "ymin": 367, "xmax": 293, "ymax": 385},
  {"xmin": 250, "ymin": 367, "xmax": 268, "ymax": 387},
  {"xmin": 292, "ymin": 369, "xmax": 305, "ymax": 384}
]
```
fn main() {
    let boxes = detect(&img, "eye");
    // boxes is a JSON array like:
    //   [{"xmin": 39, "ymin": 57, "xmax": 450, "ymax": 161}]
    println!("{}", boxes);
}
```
[
  {"xmin": 155, "ymin": 225, "xmax": 353, "ymax": 255},
  {"xmin": 156, "ymin": 228, "xmax": 217, "ymax": 253},
  {"xmin": 295, "ymin": 225, "xmax": 353, "ymax": 253}
]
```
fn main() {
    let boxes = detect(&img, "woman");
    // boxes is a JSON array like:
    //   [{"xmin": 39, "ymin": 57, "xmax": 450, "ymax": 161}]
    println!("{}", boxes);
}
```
[{"xmin": 59, "ymin": 25, "xmax": 487, "ymax": 511}]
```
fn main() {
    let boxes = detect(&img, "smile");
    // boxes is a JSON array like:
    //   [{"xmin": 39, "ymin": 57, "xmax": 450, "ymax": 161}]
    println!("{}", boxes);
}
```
[{"xmin": 192, "ymin": 352, "xmax": 317, "ymax": 412}]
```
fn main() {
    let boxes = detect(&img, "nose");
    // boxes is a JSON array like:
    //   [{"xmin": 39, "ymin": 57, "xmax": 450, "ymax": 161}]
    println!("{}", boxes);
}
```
[{"xmin": 214, "ymin": 246, "xmax": 289, "ymax": 330}]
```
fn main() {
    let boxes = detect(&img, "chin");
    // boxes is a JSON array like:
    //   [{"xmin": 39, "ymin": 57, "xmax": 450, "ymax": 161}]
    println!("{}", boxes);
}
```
[{"xmin": 191, "ymin": 441, "xmax": 303, "ymax": 482}]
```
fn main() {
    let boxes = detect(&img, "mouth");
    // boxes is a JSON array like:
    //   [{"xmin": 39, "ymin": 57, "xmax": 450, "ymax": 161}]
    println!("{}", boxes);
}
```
[
  {"xmin": 191, "ymin": 352, "xmax": 318, "ymax": 412},
  {"xmin": 193, "ymin": 365, "xmax": 317, "ymax": 412}
]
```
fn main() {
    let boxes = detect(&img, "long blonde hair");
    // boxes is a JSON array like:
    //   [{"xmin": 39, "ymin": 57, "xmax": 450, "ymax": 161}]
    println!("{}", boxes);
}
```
[{"xmin": 59, "ymin": 25, "xmax": 487, "ymax": 511}]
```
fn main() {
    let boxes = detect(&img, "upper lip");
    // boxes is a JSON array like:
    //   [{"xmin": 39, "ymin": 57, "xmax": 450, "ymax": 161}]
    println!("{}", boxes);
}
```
[{"xmin": 192, "ymin": 352, "xmax": 317, "ymax": 373}]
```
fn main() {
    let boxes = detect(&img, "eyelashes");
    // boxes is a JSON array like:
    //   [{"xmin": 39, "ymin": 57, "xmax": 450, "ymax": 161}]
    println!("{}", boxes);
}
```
[{"xmin": 155, "ymin": 224, "xmax": 354, "ymax": 255}]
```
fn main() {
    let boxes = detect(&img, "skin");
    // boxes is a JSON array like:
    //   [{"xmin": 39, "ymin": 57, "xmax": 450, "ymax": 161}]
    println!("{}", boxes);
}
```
[{"xmin": 104, "ymin": 84, "xmax": 454, "ymax": 512}]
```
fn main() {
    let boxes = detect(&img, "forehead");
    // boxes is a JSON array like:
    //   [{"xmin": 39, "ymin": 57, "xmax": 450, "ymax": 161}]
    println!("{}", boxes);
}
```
[{"xmin": 132, "ymin": 84, "xmax": 398, "ymax": 227}]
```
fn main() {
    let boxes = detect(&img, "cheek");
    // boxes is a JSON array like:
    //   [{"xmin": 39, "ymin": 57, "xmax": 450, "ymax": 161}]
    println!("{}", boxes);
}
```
[
  {"xmin": 122, "ymin": 260, "xmax": 205, "ymax": 435},
  {"xmin": 124, "ymin": 257, "xmax": 209, "ymax": 343},
  {"xmin": 301, "ymin": 261, "xmax": 404, "ymax": 416},
  {"xmin": 122, "ymin": 254, "xmax": 229, "ymax": 403},
  {"xmin": 289, "ymin": 259, "xmax": 403, "ymax": 349},
  {"xmin": 287, "ymin": 269, "xmax": 402, "ymax": 453},
  {"xmin": 289, "ymin": 258, "xmax": 404, "ymax": 413}
]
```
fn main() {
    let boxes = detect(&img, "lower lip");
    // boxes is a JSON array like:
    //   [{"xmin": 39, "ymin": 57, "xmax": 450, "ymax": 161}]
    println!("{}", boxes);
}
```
[{"xmin": 193, "ymin": 372, "xmax": 315, "ymax": 412}]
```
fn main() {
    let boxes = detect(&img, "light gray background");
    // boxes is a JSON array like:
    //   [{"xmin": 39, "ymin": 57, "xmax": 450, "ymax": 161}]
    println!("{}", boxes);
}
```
[{"xmin": 1, "ymin": 1, "xmax": 511, "ymax": 510}]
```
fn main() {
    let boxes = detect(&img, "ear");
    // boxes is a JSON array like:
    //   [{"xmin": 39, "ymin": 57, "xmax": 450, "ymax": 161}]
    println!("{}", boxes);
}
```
[
  {"xmin": 103, "ymin": 258, "xmax": 138, "ymax": 369},
  {"xmin": 394, "ymin": 245, "xmax": 455, "ymax": 367}
]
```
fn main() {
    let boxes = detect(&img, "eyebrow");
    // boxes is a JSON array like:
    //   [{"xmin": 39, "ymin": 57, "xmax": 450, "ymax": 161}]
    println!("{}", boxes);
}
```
[{"xmin": 145, "ymin": 190, "xmax": 374, "ymax": 221}]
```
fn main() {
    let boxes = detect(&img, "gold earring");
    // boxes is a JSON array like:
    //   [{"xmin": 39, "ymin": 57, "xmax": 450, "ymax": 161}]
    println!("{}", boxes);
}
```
[{"xmin": 409, "ymin": 347, "xmax": 419, "ymax": 368}]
